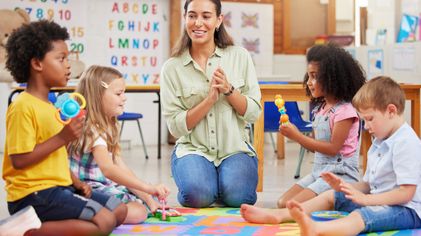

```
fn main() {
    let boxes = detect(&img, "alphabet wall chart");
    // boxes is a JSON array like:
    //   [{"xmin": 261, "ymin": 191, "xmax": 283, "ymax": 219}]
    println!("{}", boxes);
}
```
[{"xmin": 105, "ymin": 1, "xmax": 164, "ymax": 84}]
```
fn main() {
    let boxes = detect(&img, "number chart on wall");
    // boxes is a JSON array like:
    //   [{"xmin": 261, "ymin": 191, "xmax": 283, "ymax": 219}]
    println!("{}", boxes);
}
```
[
  {"xmin": 0, "ymin": 0, "xmax": 88, "ymax": 61},
  {"xmin": 104, "ymin": 1, "xmax": 164, "ymax": 85}
]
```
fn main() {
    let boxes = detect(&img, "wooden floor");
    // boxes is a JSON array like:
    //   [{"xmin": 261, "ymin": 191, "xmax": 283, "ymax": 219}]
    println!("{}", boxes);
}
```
[{"xmin": 0, "ymin": 137, "xmax": 361, "ymax": 219}]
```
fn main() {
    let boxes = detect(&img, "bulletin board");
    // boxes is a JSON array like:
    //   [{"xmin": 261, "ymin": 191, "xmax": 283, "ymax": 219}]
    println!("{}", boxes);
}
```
[
  {"xmin": 221, "ymin": 2, "xmax": 274, "ymax": 75},
  {"xmin": 170, "ymin": 0, "xmax": 282, "ymax": 53},
  {"xmin": 171, "ymin": 0, "xmax": 275, "ymax": 74},
  {"xmin": 170, "ymin": 0, "xmax": 337, "ymax": 55},
  {"xmin": 221, "ymin": 0, "xmax": 279, "ymax": 56},
  {"xmin": 0, "ymin": 0, "xmax": 169, "ymax": 85}
]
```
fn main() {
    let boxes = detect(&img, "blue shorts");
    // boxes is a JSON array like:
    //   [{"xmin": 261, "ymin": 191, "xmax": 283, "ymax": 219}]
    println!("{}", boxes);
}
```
[
  {"xmin": 8, "ymin": 186, "xmax": 121, "ymax": 222},
  {"xmin": 334, "ymin": 191, "xmax": 421, "ymax": 233}
]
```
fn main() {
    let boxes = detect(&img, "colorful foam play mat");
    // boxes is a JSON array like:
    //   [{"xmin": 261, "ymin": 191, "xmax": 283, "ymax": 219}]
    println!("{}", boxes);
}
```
[{"xmin": 111, "ymin": 207, "xmax": 421, "ymax": 235}]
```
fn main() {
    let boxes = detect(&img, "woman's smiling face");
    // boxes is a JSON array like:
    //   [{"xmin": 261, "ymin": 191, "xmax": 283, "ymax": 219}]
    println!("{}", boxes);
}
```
[{"xmin": 185, "ymin": 0, "xmax": 222, "ymax": 46}]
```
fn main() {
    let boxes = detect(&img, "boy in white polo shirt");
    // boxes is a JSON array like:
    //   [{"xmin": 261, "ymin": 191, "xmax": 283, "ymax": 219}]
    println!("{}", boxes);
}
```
[{"xmin": 241, "ymin": 76, "xmax": 421, "ymax": 235}]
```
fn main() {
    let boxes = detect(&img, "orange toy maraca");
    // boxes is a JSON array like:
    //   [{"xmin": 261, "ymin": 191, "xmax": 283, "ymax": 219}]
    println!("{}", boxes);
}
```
[{"xmin": 275, "ymin": 95, "xmax": 289, "ymax": 125}]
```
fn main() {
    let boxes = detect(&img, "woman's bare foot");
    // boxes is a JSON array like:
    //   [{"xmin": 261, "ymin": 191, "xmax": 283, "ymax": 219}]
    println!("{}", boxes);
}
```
[
  {"xmin": 286, "ymin": 200, "xmax": 318, "ymax": 236},
  {"xmin": 240, "ymin": 204, "xmax": 284, "ymax": 224}
]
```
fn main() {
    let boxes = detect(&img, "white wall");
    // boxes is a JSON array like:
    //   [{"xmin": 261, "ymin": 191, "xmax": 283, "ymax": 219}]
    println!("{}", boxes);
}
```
[
  {"xmin": 348, "ymin": 42, "xmax": 421, "ymax": 83},
  {"xmin": 273, "ymin": 43, "xmax": 421, "ymax": 85},
  {"xmin": 366, "ymin": 0, "xmax": 400, "ymax": 45},
  {"xmin": 273, "ymin": 55, "xmax": 307, "ymax": 81},
  {"xmin": 336, "ymin": 0, "xmax": 355, "ymax": 34}
]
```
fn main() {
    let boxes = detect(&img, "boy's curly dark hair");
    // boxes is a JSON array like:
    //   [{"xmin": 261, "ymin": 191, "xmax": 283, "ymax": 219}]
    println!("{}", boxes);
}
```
[
  {"xmin": 303, "ymin": 43, "xmax": 366, "ymax": 106},
  {"xmin": 5, "ymin": 20, "xmax": 69, "ymax": 83}
]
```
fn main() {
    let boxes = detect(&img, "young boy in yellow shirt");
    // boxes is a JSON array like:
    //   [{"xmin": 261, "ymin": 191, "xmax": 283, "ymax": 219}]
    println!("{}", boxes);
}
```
[{"xmin": 2, "ymin": 20, "xmax": 127, "ymax": 236}]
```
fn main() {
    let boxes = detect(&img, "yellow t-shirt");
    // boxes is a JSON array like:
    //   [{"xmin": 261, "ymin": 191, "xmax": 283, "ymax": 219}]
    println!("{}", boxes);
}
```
[{"xmin": 2, "ymin": 92, "xmax": 72, "ymax": 202}]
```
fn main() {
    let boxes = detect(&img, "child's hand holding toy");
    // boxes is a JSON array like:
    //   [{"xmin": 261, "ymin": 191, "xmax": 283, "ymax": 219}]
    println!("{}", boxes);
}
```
[
  {"xmin": 151, "ymin": 183, "xmax": 170, "ymax": 201},
  {"xmin": 55, "ymin": 92, "xmax": 86, "ymax": 143},
  {"xmin": 275, "ymin": 95, "xmax": 301, "ymax": 141},
  {"xmin": 149, "ymin": 186, "xmax": 181, "ymax": 222},
  {"xmin": 153, "ymin": 199, "xmax": 181, "ymax": 222},
  {"xmin": 54, "ymin": 92, "xmax": 86, "ymax": 124},
  {"xmin": 275, "ymin": 95, "xmax": 289, "ymax": 125}
]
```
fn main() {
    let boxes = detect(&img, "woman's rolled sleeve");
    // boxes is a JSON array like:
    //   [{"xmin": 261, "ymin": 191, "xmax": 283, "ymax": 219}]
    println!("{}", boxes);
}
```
[
  {"xmin": 160, "ymin": 61, "xmax": 191, "ymax": 138},
  {"xmin": 242, "ymin": 96, "xmax": 261, "ymax": 122},
  {"xmin": 238, "ymin": 50, "xmax": 261, "ymax": 123},
  {"xmin": 166, "ymin": 109, "xmax": 190, "ymax": 138}
]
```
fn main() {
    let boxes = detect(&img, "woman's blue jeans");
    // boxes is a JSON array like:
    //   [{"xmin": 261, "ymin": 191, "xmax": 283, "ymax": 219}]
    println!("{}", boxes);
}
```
[{"xmin": 171, "ymin": 149, "xmax": 258, "ymax": 208}]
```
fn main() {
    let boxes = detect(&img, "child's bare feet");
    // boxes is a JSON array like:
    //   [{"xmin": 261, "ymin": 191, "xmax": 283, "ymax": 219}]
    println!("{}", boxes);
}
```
[
  {"xmin": 286, "ymin": 200, "xmax": 317, "ymax": 236},
  {"xmin": 240, "ymin": 204, "xmax": 283, "ymax": 224}
]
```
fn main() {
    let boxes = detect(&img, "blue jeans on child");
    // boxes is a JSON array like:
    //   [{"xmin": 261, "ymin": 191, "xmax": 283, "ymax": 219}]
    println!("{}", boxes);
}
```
[
  {"xmin": 171, "ymin": 148, "xmax": 258, "ymax": 208},
  {"xmin": 334, "ymin": 191, "xmax": 421, "ymax": 233},
  {"xmin": 8, "ymin": 186, "xmax": 121, "ymax": 222}
]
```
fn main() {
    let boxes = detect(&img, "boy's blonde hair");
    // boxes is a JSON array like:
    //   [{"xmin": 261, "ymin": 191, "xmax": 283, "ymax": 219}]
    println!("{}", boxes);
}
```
[
  {"xmin": 352, "ymin": 76, "xmax": 405, "ymax": 114},
  {"xmin": 69, "ymin": 65, "xmax": 123, "ymax": 160}
]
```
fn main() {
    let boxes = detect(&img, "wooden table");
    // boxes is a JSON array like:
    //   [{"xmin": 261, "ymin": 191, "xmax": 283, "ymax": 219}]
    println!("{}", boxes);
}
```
[
  {"xmin": 8, "ymin": 85, "xmax": 163, "ymax": 158},
  {"xmin": 253, "ymin": 83, "xmax": 421, "ymax": 192}
]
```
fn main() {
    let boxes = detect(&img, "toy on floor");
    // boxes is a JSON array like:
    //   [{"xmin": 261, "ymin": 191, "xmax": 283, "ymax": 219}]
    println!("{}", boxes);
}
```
[
  {"xmin": 153, "ymin": 200, "xmax": 182, "ymax": 222},
  {"xmin": 311, "ymin": 210, "xmax": 349, "ymax": 221},
  {"xmin": 275, "ymin": 95, "xmax": 289, "ymax": 125},
  {"xmin": 54, "ymin": 92, "xmax": 86, "ymax": 124},
  {"xmin": 161, "ymin": 199, "xmax": 167, "ymax": 221}
]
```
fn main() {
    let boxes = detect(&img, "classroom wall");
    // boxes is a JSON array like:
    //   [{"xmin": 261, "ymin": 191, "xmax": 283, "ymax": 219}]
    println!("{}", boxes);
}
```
[
  {"xmin": 336, "ymin": 0, "xmax": 354, "ymax": 34},
  {"xmin": 0, "ymin": 0, "xmax": 170, "ymax": 152},
  {"xmin": 272, "ymin": 42, "xmax": 421, "ymax": 127},
  {"xmin": 348, "ymin": 43, "xmax": 421, "ymax": 83},
  {"xmin": 365, "ymin": 0, "xmax": 400, "ymax": 45},
  {"xmin": 1, "ymin": 0, "xmax": 421, "ymax": 153},
  {"xmin": 273, "ymin": 55, "xmax": 306, "ymax": 81}
]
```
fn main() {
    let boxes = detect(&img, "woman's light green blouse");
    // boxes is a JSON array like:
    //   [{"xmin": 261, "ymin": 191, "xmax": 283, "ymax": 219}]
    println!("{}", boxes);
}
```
[{"xmin": 160, "ymin": 46, "xmax": 262, "ymax": 166}]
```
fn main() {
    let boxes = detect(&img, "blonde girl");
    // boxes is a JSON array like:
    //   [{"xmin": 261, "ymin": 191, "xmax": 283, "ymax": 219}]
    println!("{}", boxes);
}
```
[{"xmin": 69, "ymin": 65, "xmax": 170, "ymax": 224}]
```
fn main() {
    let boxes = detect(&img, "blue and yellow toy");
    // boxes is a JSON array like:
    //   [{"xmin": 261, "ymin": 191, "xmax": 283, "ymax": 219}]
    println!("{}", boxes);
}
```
[
  {"xmin": 311, "ymin": 210, "xmax": 349, "ymax": 221},
  {"xmin": 54, "ymin": 92, "xmax": 86, "ymax": 124}
]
